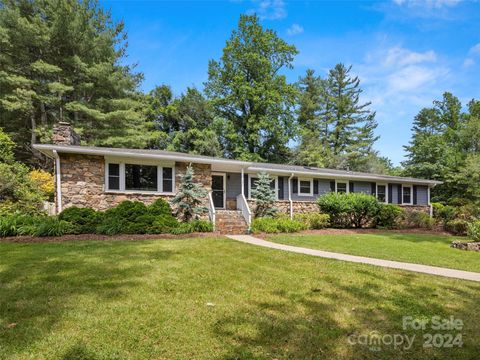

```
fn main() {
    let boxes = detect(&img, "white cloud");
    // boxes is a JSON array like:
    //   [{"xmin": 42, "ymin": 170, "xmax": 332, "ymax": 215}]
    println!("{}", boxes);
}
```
[
  {"xmin": 469, "ymin": 43, "xmax": 480, "ymax": 55},
  {"xmin": 383, "ymin": 46, "xmax": 436, "ymax": 67},
  {"xmin": 463, "ymin": 58, "xmax": 475, "ymax": 67},
  {"xmin": 249, "ymin": 0, "xmax": 286, "ymax": 20},
  {"xmin": 393, "ymin": 0, "xmax": 461, "ymax": 8},
  {"xmin": 286, "ymin": 23, "xmax": 304, "ymax": 36}
]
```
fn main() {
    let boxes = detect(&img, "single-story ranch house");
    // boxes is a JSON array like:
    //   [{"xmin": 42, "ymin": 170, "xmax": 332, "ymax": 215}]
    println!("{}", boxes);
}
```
[{"xmin": 33, "ymin": 123, "xmax": 441, "ymax": 233}]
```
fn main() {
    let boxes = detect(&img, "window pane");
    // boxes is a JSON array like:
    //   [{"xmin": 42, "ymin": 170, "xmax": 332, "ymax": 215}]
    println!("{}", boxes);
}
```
[
  {"xmin": 337, "ymin": 183, "xmax": 347, "ymax": 193},
  {"xmin": 108, "ymin": 164, "xmax": 120, "ymax": 190},
  {"xmin": 377, "ymin": 185, "xmax": 386, "ymax": 202},
  {"xmin": 109, "ymin": 163, "xmax": 119, "ymax": 176},
  {"xmin": 300, "ymin": 180, "xmax": 311, "ymax": 194},
  {"xmin": 403, "ymin": 187, "xmax": 411, "ymax": 203},
  {"xmin": 125, "ymin": 164, "xmax": 157, "ymax": 191},
  {"xmin": 163, "ymin": 167, "xmax": 173, "ymax": 192}
]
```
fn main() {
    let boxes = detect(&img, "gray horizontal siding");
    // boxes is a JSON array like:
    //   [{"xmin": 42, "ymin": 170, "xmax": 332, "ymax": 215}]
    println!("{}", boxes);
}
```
[
  {"xmin": 226, "ymin": 172, "xmax": 241, "ymax": 199},
  {"xmin": 416, "ymin": 185, "xmax": 428, "ymax": 205},
  {"xmin": 390, "ymin": 184, "xmax": 400, "ymax": 204},
  {"xmin": 352, "ymin": 181, "xmax": 372, "ymax": 194}
]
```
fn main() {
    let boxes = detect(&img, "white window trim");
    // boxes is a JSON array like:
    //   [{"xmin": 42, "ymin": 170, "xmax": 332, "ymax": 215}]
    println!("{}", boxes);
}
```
[
  {"xmin": 248, "ymin": 173, "xmax": 278, "ymax": 200},
  {"xmin": 376, "ymin": 183, "xmax": 388, "ymax": 204},
  {"xmin": 402, "ymin": 184, "xmax": 413, "ymax": 205},
  {"xmin": 105, "ymin": 160, "xmax": 175, "ymax": 195},
  {"xmin": 335, "ymin": 180, "xmax": 349, "ymax": 194},
  {"xmin": 298, "ymin": 178, "xmax": 313, "ymax": 197}
]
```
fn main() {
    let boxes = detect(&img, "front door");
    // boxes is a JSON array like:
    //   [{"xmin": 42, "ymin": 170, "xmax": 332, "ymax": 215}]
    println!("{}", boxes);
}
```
[{"xmin": 211, "ymin": 174, "xmax": 225, "ymax": 209}]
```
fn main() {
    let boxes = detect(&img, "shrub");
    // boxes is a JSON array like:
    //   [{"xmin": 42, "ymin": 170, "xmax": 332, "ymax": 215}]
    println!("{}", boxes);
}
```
[
  {"xmin": 59, "ymin": 207, "xmax": 103, "ymax": 234},
  {"xmin": 467, "ymin": 221, "xmax": 480, "ymax": 241},
  {"xmin": 189, "ymin": 220, "xmax": 214, "ymax": 233},
  {"xmin": 34, "ymin": 217, "xmax": 75, "ymax": 237},
  {"xmin": 170, "ymin": 223, "xmax": 193, "ymax": 235},
  {"xmin": 375, "ymin": 204, "xmax": 404, "ymax": 229},
  {"xmin": 0, "ymin": 215, "xmax": 45, "ymax": 237},
  {"xmin": 29, "ymin": 170, "xmax": 54, "ymax": 200},
  {"xmin": 294, "ymin": 213, "xmax": 330, "ymax": 229},
  {"xmin": 317, "ymin": 192, "xmax": 380, "ymax": 228},
  {"xmin": 445, "ymin": 219, "xmax": 469, "ymax": 236},
  {"xmin": 251, "ymin": 216, "xmax": 307, "ymax": 234},
  {"xmin": 401, "ymin": 211, "xmax": 435, "ymax": 229},
  {"xmin": 148, "ymin": 198, "xmax": 173, "ymax": 216}
]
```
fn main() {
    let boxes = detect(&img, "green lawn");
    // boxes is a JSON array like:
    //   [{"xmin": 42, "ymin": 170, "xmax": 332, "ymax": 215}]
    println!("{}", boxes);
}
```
[
  {"xmin": 1, "ymin": 237, "xmax": 479, "ymax": 359},
  {"xmin": 266, "ymin": 232, "xmax": 480, "ymax": 273}
]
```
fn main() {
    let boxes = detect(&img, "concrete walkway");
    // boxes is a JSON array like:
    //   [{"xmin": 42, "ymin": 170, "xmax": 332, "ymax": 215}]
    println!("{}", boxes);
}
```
[{"xmin": 226, "ymin": 235, "xmax": 480, "ymax": 282}]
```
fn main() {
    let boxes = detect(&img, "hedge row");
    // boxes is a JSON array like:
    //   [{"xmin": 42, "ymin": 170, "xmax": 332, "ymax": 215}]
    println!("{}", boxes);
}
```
[{"xmin": 0, "ymin": 199, "xmax": 213, "ymax": 237}]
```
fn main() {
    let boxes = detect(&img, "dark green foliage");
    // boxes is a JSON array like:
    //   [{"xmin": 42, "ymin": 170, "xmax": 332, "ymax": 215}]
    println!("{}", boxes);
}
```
[
  {"xmin": 0, "ymin": 0, "xmax": 160, "ymax": 164},
  {"xmin": 148, "ymin": 198, "xmax": 173, "ymax": 216},
  {"xmin": 375, "ymin": 204, "xmax": 404, "ymax": 229},
  {"xmin": 34, "ymin": 217, "xmax": 75, "ymax": 237},
  {"xmin": 171, "ymin": 164, "xmax": 208, "ymax": 222},
  {"xmin": 293, "ymin": 213, "xmax": 330, "ymax": 229},
  {"xmin": 400, "ymin": 211, "xmax": 435, "ymax": 230},
  {"xmin": 251, "ymin": 172, "xmax": 278, "ymax": 218},
  {"xmin": 205, "ymin": 14, "xmax": 298, "ymax": 162},
  {"xmin": 403, "ymin": 93, "xmax": 480, "ymax": 206},
  {"xmin": 189, "ymin": 220, "xmax": 214, "ymax": 233},
  {"xmin": 467, "ymin": 221, "xmax": 480, "ymax": 241},
  {"xmin": 59, "ymin": 207, "xmax": 103, "ymax": 234},
  {"xmin": 251, "ymin": 216, "xmax": 307, "ymax": 234},
  {"xmin": 317, "ymin": 192, "xmax": 380, "ymax": 228},
  {"xmin": 295, "ymin": 65, "xmax": 381, "ymax": 172},
  {"xmin": 445, "ymin": 219, "xmax": 469, "ymax": 236}
]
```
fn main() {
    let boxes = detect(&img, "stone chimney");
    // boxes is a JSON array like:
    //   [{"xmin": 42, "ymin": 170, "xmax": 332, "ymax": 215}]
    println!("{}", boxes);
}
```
[{"xmin": 52, "ymin": 122, "xmax": 80, "ymax": 145}]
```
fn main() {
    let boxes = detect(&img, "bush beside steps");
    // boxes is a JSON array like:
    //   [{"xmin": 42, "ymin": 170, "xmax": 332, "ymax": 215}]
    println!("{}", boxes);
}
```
[{"xmin": 0, "ymin": 199, "xmax": 213, "ymax": 238}]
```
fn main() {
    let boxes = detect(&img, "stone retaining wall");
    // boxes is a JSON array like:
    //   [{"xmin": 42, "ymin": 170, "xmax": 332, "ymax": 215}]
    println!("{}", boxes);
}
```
[{"xmin": 58, "ymin": 153, "xmax": 211, "ymax": 212}]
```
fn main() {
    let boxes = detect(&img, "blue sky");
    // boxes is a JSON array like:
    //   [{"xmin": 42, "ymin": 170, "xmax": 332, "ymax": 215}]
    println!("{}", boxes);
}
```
[{"xmin": 102, "ymin": 0, "xmax": 480, "ymax": 165}]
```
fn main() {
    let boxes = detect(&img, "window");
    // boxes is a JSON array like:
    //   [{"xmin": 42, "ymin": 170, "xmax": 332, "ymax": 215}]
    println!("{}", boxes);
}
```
[
  {"xmin": 298, "ymin": 179, "xmax": 313, "ymax": 196},
  {"xmin": 336, "ymin": 182, "xmax": 347, "ymax": 193},
  {"xmin": 105, "ymin": 161, "xmax": 174, "ymax": 193},
  {"xmin": 108, "ymin": 163, "xmax": 120, "ymax": 190},
  {"xmin": 125, "ymin": 164, "xmax": 157, "ymax": 191},
  {"xmin": 377, "ymin": 184, "xmax": 387, "ymax": 203},
  {"xmin": 403, "ymin": 185, "xmax": 412, "ymax": 204},
  {"xmin": 162, "ymin": 167, "xmax": 173, "ymax": 192}
]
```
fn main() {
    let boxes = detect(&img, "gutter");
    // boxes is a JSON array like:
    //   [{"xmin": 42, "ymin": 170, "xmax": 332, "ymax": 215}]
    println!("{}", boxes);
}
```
[
  {"xmin": 53, "ymin": 150, "xmax": 62, "ymax": 213},
  {"xmin": 288, "ymin": 173, "xmax": 294, "ymax": 219}
]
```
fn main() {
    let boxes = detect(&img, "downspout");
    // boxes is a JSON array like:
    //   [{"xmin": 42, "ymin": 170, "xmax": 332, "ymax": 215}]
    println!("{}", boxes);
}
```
[
  {"xmin": 241, "ymin": 167, "xmax": 244, "ymax": 197},
  {"xmin": 53, "ymin": 150, "xmax": 62, "ymax": 214},
  {"xmin": 428, "ymin": 185, "xmax": 433, "ymax": 218},
  {"xmin": 288, "ymin": 173, "xmax": 294, "ymax": 219}
]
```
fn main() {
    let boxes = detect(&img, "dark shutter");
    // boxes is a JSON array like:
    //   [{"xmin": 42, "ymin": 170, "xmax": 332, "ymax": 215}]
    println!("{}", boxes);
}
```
[
  {"xmin": 388, "ymin": 184, "xmax": 393, "ymax": 203},
  {"xmin": 330, "ymin": 181, "xmax": 335, "ymax": 192},
  {"xmin": 278, "ymin": 177, "xmax": 284, "ymax": 200},
  {"xmin": 398, "ymin": 185, "xmax": 402, "ymax": 204},
  {"xmin": 244, "ymin": 174, "xmax": 248, "ymax": 198},
  {"xmin": 413, "ymin": 185, "xmax": 417, "ymax": 205},
  {"xmin": 371, "ymin": 182, "xmax": 376, "ymax": 196},
  {"xmin": 293, "ymin": 178, "xmax": 298, "ymax": 193},
  {"xmin": 349, "ymin": 181, "xmax": 354, "ymax": 193},
  {"xmin": 313, "ymin": 179, "xmax": 319, "ymax": 195}
]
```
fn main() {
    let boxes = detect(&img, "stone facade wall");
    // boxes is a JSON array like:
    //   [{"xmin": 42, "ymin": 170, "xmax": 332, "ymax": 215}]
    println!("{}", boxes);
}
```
[
  {"xmin": 399, "ymin": 205, "xmax": 431, "ymax": 215},
  {"xmin": 57, "ymin": 154, "xmax": 212, "ymax": 212},
  {"xmin": 247, "ymin": 200, "xmax": 320, "ymax": 216}
]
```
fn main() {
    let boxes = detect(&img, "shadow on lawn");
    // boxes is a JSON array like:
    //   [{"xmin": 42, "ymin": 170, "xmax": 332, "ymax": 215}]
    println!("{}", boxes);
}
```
[
  {"xmin": 0, "ymin": 241, "xmax": 174, "ymax": 355},
  {"xmin": 214, "ymin": 265, "xmax": 480, "ymax": 360}
]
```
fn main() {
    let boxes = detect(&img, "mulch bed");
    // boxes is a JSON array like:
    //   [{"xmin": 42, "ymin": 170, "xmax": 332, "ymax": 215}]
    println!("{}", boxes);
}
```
[{"xmin": 0, "ymin": 232, "xmax": 224, "ymax": 244}]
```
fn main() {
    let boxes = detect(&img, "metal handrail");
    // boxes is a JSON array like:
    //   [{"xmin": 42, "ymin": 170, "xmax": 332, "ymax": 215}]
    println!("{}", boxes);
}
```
[
  {"xmin": 207, "ymin": 191, "xmax": 216, "ymax": 230},
  {"xmin": 237, "ymin": 193, "xmax": 252, "ymax": 228}
]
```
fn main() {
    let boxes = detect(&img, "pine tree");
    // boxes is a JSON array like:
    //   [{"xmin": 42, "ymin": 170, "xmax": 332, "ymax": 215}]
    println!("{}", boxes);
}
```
[
  {"xmin": 295, "ymin": 64, "xmax": 380, "ymax": 172},
  {"xmin": 171, "ymin": 164, "xmax": 208, "ymax": 222},
  {"xmin": 0, "ymin": 0, "xmax": 160, "ymax": 164},
  {"xmin": 251, "ymin": 172, "xmax": 278, "ymax": 218}
]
